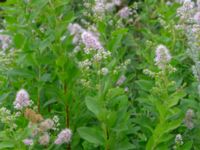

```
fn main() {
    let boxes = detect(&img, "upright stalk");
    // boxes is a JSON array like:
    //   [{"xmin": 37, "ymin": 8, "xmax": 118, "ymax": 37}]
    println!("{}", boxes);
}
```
[
  {"xmin": 102, "ymin": 123, "xmax": 110, "ymax": 150},
  {"xmin": 37, "ymin": 89, "xmax": 40, "ymax": 112},
  {"xmin": 64, "ymin": 83, "xmax": 70, "ymax": 150},
  {"xmin": 37, "ymin": 66, "xmax": 41, "ymax": 112}
]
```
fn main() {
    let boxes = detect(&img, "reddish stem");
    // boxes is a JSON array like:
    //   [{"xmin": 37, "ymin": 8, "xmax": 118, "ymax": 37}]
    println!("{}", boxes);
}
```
[{"xmin": 37, "ymin": 91, "xmax": 40, "ymax": 112}]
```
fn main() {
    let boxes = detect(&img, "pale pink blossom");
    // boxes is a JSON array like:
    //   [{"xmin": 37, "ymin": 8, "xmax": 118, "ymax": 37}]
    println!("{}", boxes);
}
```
[
  {"xmin": 116, "ymin": 75, "xmax": 126, "ymax": 86},
  {"xmin": 0, "ymin": 31, "xmax": 11, "ymax": 51},
  {"xmin": 39, "ymin": 119, "xmax": 54, "ymax": 132},
  {"xmin": 39, "ymin": 133, "xmax": 50, "ymax": 145},
  {"xmin": 155, "ymin": 45, "xmax": 171, "ymax": 69},
  {"xmin": 23, "ymin": 139, "xmax": 33, "ymax": 146},
  {"xmin": 194, "ymin": 12, "xmax": 200, "ymax": 24},
  {"xmin": 81, "ymin": 31, "xmax": 103, "ymax": 50},
  {"xmin": 54, "ymin": 128, "xmax": 72, "ymax": 145},
  {"xmin": 118, "ymin": 7, "xmax": 131, "ymax": 19},
  {"xmin": 13, "ymin": 89, "xmax": 30, "ymax": 110},
  {"xmin": 113, "ymin": 0, "xmax": 121, "ymax": 6}
]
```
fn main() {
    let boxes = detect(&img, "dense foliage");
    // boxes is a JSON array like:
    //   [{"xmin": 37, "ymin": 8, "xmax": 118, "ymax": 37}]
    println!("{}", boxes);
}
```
[{"xmin": 0, "ymin": 0, "xmax": 199, "ymax": 149}]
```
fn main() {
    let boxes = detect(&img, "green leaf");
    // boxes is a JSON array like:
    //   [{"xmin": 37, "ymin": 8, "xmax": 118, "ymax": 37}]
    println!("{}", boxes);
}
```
[
  {"xmin": 107, "ymin": 88, "xmax": 125, "ymax": 99},
  {"xmin": 41, "ymin": 73, "xmax": 52, "ymax": 82},
  {"xmin": 109, "ymin": 28, "xmax": 128, "ymax": 52},
  {"xmin": 43, "ymin": 99, "xmax": 57, "ymax": 108},
  {"xmin": 77, "ymin": 127, "xmax": 104, "ymax": 145},
  {"xmin": 0, "ymin": 93, "xmax": 11, "ymax": 103},
  {"xmin": 6, "ymin": 68, "xmax": 36, "ymax": 79},
  {"xmin": 55, "ymin": 0, "xmax": 70, "ymax": 8},
  {"xmin": 154, "ymin": 100, "xmax": 167, "ymax": 122},
  {"xmin": 0, "ymin": 141, "xmax": 14, "ymax": 149},
  {"xmin": 30, "ymin": 0, "xmax": 49, "ymax": 19},
  {"xmin": 182, "ymin": 141, "xmax": 193, "ymax": 150},
  {"xmin": 0, "ymin": 131, "xmax": 7, "ymax": 140},
  {"xmin": 163, "ymin": 118, "xmax": 183, "ymax": 134},
  {"xmin": 85, "ymin": 96, "xmax": 101, "ymax": 117},
  {"xmin": 13, "ymin": 33, "xmax": 26, "ymax": 49},
  {"xmin": 146, "ymin": 136, "xmax": 156, "ymax": 150},
  {"xmin": 132, "ymin": 117, "xmax": 154, "ymax": 133},
  {"xmin": 115, "ymin": 139, "xmax": 135, "ymax": 150},
  {"xmin": 135, "ymin": 80, "xmax": 154, "ymax": 92},
  {"xmin": 159, "ymin": 134, "xmax": 173, "ymax": 143},
  {"xmin": 166, "ymin": 90, "xmax": 186, "ymax": 108}
]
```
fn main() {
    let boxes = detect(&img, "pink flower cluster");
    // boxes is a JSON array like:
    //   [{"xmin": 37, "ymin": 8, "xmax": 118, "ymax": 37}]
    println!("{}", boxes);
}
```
[
  {"xmin": 0, "ymin": 30, "xmax": 11, "ymax": 51},
  {"xmin": 54, "ymin": 128, "xmax": 72, "ymax": 145},
  {"xmin": 155, "ymin": 45, "xmax": 171, "ymax": 70},
  {"xmin": 23, "ymin": 139, "xmax": 33, "ymax": 146},
  {"xmin": 13, "ymin": 89, "xmax": 30, "ymax": 110},
  {"xmin": 81, "ymin": 31, "xmax": 103, "ymax": 50},
  {"xmin": 68, "ymin": 23, "xmax": 84, "ymax": 44},
  {"xmin": 68, "ymin": 23, "xmax": 104, "ymax": 52},
  {"xmin": 118, "ymin": 7, "xmax": 132, "ymax": 19}
]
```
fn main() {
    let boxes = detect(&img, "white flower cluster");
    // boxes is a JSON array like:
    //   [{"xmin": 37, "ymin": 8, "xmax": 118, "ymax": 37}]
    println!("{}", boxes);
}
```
[
  {"xmin": 175, "ymin": 134, "xmax": 183, "ymax": 145},
  {"xmin": 80, "ymin": 79, "xmax": 91, "ymax": 87},
  {"xmin": 92, "ymin": 0, "xmax": 122, "ymax": 18},
  {"xmin": 84, "ymin": 0, "xmax": 135, "ymax": 20},
  {"xmin": 101, "ymin": 67, "xmax": 109, "ymax": 75},
  {"xmin": 78, "ymin": 59, "xmax": 92, "ymax": 70},
  {"xmin": 93, "ymin": 49, "xmax": 111, "ymax": 62},
  {"xmin": 52, "ymin": 115, "xmax": 60, "ymax": 131},
  {"xmin": 113, "ymin": 59, "xmax": 131, "ymax": 74},
  {"xmin": 0, "ymin": 107, "xmax": 17, "ymax": 129}
]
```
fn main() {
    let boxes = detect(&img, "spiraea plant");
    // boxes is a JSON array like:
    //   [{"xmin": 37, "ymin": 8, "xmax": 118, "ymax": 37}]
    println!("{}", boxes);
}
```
[
  {"xmin": 1, "ymin": 0, "xmax": 200, "ymax": 150},
  {"xmin": 134, "ymin": 45, "xmax": 190, "ymax": 149},
  {"xmin": 177, "ymin": 0, "xmax": 200, "ymax": 95},
  {"xmin": 0, "ymin": 0, "xmax": 134, "ymax": 149},
  {"xmin": 67, "ymin": 2, "xmax": 134, "ymax": 149}
]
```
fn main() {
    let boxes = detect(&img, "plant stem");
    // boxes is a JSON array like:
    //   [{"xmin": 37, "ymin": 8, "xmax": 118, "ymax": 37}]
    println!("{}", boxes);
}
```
[
  {"xmin": 105, "ymin": 128, "xmax": 110, "ymax": 150},
  {"xmin": 102, "ymin": 123, "xmax": 110, "ymax": 150},
  {"xmin": 37, "ymin": 66, "xmax": 41, "ymax": 112},
  {"xmin": 37, "ymin": 89, "xmax": 40, "ymax": 112},
  {"xmin": 64, "ymin": 83, "xmax": 70, "ymax": 150}
]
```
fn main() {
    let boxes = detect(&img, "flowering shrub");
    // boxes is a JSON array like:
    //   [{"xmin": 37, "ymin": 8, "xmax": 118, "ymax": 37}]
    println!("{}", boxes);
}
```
[{"xmin": 0, "ymin": 0, "xmax": 199, "ymax": 149}]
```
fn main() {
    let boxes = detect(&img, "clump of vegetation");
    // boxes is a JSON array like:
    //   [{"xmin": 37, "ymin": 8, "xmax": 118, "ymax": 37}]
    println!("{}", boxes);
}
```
[{"xmin": 0, "ymin": 0, "xmax": 199, "ymax": 149}]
